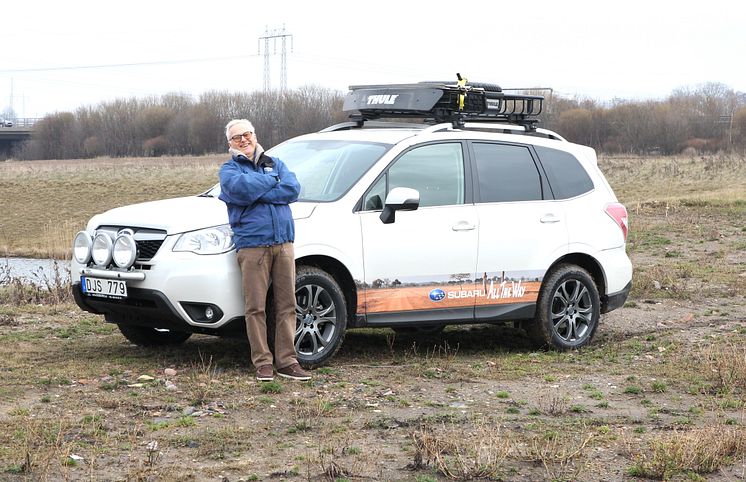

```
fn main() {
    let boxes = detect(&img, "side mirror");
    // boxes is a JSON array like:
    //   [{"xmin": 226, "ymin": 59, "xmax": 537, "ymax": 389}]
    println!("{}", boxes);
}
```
[{"xmin": 380, "ymin": 187, "xmax": 420, "ymax": 224}]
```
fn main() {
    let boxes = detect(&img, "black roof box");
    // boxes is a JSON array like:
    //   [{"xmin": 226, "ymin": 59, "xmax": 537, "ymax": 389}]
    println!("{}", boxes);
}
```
[{"xmin": 343, "ymin": 76, "xmax": 543, "ymax": 128}]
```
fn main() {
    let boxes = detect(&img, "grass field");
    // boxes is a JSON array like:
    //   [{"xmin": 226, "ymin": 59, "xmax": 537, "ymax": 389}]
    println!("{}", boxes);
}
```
[
  {"xmin": 1, "ymin": 152, "xmax": 745, "ymax": 259},
  {"xmin": 0, "ymin": 155, "xmax": 222, "ymax": 258},
  {"xmin": 0, "ymin": 153, "xmax": 745, "ymax": 480}
]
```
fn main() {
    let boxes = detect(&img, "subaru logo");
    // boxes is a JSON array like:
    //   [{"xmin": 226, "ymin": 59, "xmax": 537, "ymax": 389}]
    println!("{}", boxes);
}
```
[{"xmin": 429, "ymin": 289, "xmax": 446, "ymax": 302}]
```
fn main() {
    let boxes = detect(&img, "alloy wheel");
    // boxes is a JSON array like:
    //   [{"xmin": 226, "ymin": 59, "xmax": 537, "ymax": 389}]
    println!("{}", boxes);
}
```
[
  {"xmin": 550, "ymin": 278, "xmax": 593, "ymax": 343},
  {"xmin": 295, "ymin": 283, "xmax": 338, "ymax": 357}
]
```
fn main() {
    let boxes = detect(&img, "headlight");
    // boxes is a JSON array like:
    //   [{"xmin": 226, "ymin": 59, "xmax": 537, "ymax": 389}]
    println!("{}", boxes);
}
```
[
  {"xmin": 113, "ymin": 233, "xmax": 137, "ymax": 268},
  {"xmin": 173, "ymin": 225, "xmax": 234, "ymax": 255},
  {"xmin": 91, "ymin": 233, "xmax": 113, "ymax": 266},
  {"xmin": 73, "ymin": 231, "xmax": 93, "ymax": 264}
]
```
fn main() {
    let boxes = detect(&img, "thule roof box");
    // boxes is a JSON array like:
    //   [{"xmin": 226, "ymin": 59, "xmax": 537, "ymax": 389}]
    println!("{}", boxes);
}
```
[{"xmin": 342, "ymin": 75, "xmax": 544, "ymax": 129}]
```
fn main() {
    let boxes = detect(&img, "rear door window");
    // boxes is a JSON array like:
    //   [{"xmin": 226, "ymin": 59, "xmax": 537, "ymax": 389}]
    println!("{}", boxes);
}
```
[{"xmin": 472, "ymin": 143, "xmax": 542, "ymax": 203}]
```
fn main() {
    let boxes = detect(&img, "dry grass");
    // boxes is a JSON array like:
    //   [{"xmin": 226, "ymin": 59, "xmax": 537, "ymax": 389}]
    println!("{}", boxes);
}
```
[
  {"xmin": 411, "ymin": 418, "xmax": 513, "ymax": 480},
  {"xmin": 0, "ymin": 258, "xmax": 72, "ymax": 305},
  {"xmin": 599, "ymin": 153, "xmax": 746, "ymax": 206},
  {"xmin": 411, "ymin": 418, "xmax": 598, "ymax": 481},
  {"xmin": 521, "ymin": 429, "xmax": 595, "ymax": 482},
  {"xmin": 626, "ymin": 426, "xmax": 746, "ymax": 479},
  {"xmin": 701, "ymin": 341, "xmax": 746, "ymax": 394},
  {"xmin": 185, "ymin": 351, "xmax": 219, "ymax": 406},
  {"xmin": 1, "ymin": 412, "xmax": 183, "ymax": 480},
  {"xmin": 0, "ymin": 155, "xmax": 222, "ymax": 258}
]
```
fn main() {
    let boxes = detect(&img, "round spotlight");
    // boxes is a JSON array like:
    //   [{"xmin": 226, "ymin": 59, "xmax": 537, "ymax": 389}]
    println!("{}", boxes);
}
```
[
  {"xmin": 91, "ymin": 233, "xmax": 113, "ymax": 267},
  {"xmin": 113, "ymin": 233, "xmax": 137, "ymax": 268},
  {"xmin": 205, "ymin": 306, "xmax": 214, "ymax": 320},
  {"xmin": 73, "ymin": 231, "xmax": 93, "ymax": 265}
]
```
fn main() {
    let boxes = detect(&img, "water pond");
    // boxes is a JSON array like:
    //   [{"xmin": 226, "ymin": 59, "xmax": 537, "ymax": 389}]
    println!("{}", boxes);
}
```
[{"xmin": 1, "ymin": 257, "xmax": 71, "ymax": 285}]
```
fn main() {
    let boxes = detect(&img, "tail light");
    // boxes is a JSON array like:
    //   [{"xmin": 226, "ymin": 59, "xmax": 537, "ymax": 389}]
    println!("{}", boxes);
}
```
[{"xmin": 605, "ymin": 203, "xmax": 629, "ymax": 241}]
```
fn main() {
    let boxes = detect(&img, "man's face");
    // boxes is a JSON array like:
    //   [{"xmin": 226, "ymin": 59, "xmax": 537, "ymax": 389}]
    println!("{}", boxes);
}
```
[{"xmin": 228, "ymin": 122, "xmax": 256, "ymax": 158}]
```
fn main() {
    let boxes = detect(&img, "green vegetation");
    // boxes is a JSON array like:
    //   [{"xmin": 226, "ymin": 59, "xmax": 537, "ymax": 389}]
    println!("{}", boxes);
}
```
[
  {"xmin": 259, "ymin": 381, "xmax": 283, "ymax": 394},
  {"xmin": 623, "ymin": 385, "xmax": 642, "ymax": 395}
]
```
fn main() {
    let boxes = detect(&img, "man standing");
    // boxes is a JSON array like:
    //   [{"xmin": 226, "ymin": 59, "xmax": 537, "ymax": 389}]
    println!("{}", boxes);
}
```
[{"xmin": 219, "ymin": 119, "xmax": 311, "ymax": 382}]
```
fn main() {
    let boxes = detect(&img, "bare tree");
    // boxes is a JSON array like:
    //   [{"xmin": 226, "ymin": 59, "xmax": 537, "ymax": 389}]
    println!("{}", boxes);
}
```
[
  {"xmin": 14, "ymin": 83, "xmax": 745, "ymax": 160},
  {"xmin": 558, "ymin": 109, "xmax": 593, "ymax": 146},
  {"xmin": 733, "ymin": 107, "xmax": 746, "ymax": 151}
]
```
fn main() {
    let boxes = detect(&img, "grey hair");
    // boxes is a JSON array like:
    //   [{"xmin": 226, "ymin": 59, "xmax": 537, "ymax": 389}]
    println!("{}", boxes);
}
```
[{"xmin": 225, "ymin": 119, "xmax": 255, "ymax": 140}]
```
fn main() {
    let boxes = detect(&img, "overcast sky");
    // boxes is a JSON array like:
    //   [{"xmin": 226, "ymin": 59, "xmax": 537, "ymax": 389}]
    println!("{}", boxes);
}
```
[{"xmin": 2, "ymin": 0, "xmax": 744, "ymax": 118}]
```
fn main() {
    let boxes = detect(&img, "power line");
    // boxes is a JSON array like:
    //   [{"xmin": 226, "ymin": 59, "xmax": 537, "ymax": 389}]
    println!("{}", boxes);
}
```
[{"xmin": 0, "ymin": 54, "xmax": 259, "ymax": 74}]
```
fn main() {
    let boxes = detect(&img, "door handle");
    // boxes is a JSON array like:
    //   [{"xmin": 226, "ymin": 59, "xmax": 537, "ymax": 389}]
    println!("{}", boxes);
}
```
[
  {"xmin": 540, "ymin": 214, "xmax": 560, "ymax": 224},
  {"xmin": 452, "ymin": 222, "xmax": 476, "ymax": 231}
]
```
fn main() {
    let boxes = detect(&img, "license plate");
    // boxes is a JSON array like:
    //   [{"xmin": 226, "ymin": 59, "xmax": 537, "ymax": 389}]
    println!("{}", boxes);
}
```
[{"xmin": 81, "ymin": 276, "xmax": 128, "ymax": 298}]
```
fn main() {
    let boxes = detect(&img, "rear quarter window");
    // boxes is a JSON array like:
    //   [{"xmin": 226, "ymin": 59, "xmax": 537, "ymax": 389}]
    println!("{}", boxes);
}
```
[{"xmin": 535, "ymin": 146, "xmax": 594, "ymax": 199}]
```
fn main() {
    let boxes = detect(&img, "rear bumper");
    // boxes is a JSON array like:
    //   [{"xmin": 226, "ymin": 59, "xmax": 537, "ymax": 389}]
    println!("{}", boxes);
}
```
[{"xmin": 601, "ymin": 281, "xmax": 631, "ymax": 313}]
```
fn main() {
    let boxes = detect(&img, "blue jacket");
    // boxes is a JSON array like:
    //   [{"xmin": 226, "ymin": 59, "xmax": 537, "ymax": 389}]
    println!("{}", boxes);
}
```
[{"xmin": 218, "ymin": 150, "xmax": 300, "ymax": 250}]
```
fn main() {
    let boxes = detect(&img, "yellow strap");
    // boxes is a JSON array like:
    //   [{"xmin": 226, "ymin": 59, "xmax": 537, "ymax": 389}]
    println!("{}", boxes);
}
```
[{"xmin": 457, "ymin": 75, "xmax": 468, "ymax": 110}]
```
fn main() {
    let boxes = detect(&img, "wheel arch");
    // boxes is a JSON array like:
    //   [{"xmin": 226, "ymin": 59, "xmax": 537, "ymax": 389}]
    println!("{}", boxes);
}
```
[
  {"xmin": 296, "ymin": 255, "xmax": 358, "ymax": 327},
  {"xmin": 547, "ymin": 253, "xmax": 606, "ymax": 298}
]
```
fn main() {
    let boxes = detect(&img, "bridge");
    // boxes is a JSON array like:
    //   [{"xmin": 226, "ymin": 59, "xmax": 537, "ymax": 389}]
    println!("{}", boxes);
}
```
[{"xmin": 0, "ymin": 118, "xmax": 39, "ymax": 159}]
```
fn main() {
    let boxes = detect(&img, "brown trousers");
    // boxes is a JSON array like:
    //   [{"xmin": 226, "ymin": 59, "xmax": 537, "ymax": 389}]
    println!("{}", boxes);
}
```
[{"xmin": 236, "ymin": 243, "xmax": 298, "ymax": 369}]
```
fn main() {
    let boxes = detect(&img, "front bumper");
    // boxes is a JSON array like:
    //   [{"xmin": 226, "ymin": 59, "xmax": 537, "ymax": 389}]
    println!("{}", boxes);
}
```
[
  {"xmin": 74, "ymin": 282, "xmax": 184, "ymax": 328},
  {"xmin": 71, "ymin": 243, "xmax": 246, "ymax": 330},
  {"xmin": 72, "ymin": 283, "xmax": 245, "ymax": 336}
]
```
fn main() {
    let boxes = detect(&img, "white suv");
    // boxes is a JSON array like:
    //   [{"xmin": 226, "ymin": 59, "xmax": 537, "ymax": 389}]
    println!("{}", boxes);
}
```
[{"xmin": 71, "ymin": 81, "xmax": 632, "ymax": 367}]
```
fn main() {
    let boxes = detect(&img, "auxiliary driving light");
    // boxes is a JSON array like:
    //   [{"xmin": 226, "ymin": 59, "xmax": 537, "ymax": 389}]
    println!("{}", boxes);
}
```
[
  {"xmin": 73, "ymin": 231, "xmax": 93, "ymax": 265},
  {"xmin": 91, "ymin": 233, "xmax": 114, "ymax": 267},
  {"xmin": 113, "ymin": 233, "xmax": 137, "ymax": 268}
]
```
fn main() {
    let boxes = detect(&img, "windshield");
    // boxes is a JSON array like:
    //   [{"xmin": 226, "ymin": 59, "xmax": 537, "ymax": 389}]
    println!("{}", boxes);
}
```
[{"xmin": 204, "ymin": 139, "xmax": 391, "ymax": 202}]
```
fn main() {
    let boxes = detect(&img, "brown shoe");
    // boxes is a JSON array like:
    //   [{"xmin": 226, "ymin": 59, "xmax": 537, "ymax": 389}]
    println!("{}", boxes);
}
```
[
  {"xmin": 255, "ymin": 364, "xmax": 274, "ymax": 382},
  {"xmin": 277, "ymin": 363, "xmax": 311, "ymax": 381}
]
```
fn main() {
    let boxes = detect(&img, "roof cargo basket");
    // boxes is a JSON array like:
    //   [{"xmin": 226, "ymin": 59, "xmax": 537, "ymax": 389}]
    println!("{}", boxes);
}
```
[{"xmin": 343, "ymin": 74, "xmax": 544, "ymax": 129}]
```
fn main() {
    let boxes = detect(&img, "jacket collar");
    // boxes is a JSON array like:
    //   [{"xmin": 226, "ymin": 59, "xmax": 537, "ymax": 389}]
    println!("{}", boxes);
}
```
[{"xmin": 229, "ymin": 143, "xmax": 266, "ymax": 165}]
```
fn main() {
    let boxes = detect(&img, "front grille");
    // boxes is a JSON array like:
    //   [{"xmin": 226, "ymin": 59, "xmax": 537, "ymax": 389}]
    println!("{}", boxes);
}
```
[
  {"xmin": 136, "ymin": 240, "xmax": 164, "ymax": 261},
  {"xmin": 95, "ymin": 226, "xmax": 168, "ymax": 263}
]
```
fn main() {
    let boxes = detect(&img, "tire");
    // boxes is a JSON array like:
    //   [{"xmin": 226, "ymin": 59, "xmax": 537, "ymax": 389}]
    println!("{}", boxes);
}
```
[
  {"xmin": 527, "ymin": 264, "xmax": 600, "ymax": 350},
  {"xmin": 292, "ymin": 267, "xmax": 348, "ymax": 368},
  {"xmin": 117, "ymin": 325, "xmax": 192, "ymax": 347}
]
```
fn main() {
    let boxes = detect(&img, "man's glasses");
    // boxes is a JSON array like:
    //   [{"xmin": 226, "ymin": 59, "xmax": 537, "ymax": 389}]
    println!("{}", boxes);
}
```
[{"xmin": 230, "ymin": 131, "xmax": 253, "ymax": 142}]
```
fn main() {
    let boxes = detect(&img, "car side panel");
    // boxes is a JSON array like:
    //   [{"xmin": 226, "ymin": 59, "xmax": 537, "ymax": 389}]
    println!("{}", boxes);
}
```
[
  {"xmin": 474, "ymin": 200, "xmax": 569, "ymax": 307},
  {"xmin": 293, "ymin": 202, "xmax": 364, "ymax": 281},
  {"xmin": 359, "ymin": 204, "xmax": 479, "ymax": 318}
]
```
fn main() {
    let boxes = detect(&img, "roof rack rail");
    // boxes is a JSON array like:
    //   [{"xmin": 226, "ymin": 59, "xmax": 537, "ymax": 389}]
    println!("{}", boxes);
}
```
[
  {"xmin": 320, "ymin": 120, "xmax": 425, "ymax": 132},
  {"xmin": 460, "ymin": 123, "xmax": 567, "ymax": 141},
  {"xmin": 342, "ymin": 73, "xmax": 544, "ymax": 130}
]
